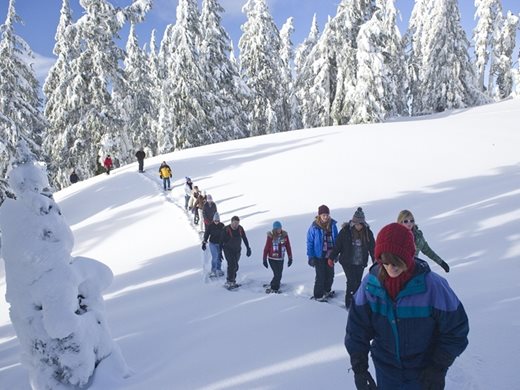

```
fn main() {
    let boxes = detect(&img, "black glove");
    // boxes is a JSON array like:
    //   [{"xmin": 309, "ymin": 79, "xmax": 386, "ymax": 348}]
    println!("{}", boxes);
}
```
[
  {"xmin": 354, "ymin": 371, "xmax": 377, "ymax": 390},
  {"xmin": 288, "ymin": 258, "xmax": 293, "ymax": 267},
  {"xmin": 420, "ymin": 366, "xmax": 447, "ymax": 390},
  {"xmin": 246, "ymin": 247, "xmax": 252, "ymax": 257},
  {"xmin": 201, "ymin": 242, "xmax": 207, "ymax": 251},
  {"xmin": 440, "ymin": 261, "xmax": 450, "ymax": 273},
  {"xmin": 308, "ymin": 257, "xmax": 316, "ymax": 267},
  {"xmin": 263, "ymin": 259, "xmax": 268, "ymax": 269}
]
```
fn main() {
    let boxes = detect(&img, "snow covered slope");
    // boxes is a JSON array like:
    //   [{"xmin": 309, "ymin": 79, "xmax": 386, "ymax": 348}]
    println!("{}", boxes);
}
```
[{"xmin": 1, "ymin": 99, "xmax": 519, "ymax": 389}]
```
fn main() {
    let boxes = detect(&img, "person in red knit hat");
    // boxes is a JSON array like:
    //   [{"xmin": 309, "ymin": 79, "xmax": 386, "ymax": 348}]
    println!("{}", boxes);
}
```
[{"xmin": 345, "ymin": 223, "xmax": 469, "ymax": 390}]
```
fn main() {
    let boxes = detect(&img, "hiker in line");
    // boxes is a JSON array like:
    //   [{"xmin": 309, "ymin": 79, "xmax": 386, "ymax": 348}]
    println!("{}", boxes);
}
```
[
  {"xmin": 202, "ymin": 194, "xmax": 217, "ymax": 232},
  {"xmin": 70, "ymin": 170, "xmax": 79, "ymax": 184},
  {"xmin": 397, "ymin": 209, "xmax": 450, "ymax": 273},
  {"xmin": 345, "ymin": 222, "xmax": 468, "ymax": 389},
  {"xmin": 188, "ymin": 186, "xmax": 201, "ymax": 224},
  {"xmin": 103, "ymin": 155, "xmax": 113, "ymax": 175},
  {"xmin": 329, "ymin": 207, "xmax": 375, "ymax": 309},
  {"xmin": 135, "ymin": 148, "xmax": 146, "ymax": 172},
  {"xmin": 202, "ymin": 212, "xmax": 225, "ymax": 278},
  {"xmin": 158, "ymin": 161, "xmax": 172, "ymax": 190},
  {"xmin": 306, "ymin": 204, "xmax": 338, "ymax": 301},
  {"xmin": 262, "ymin": 220, "xmax": 293, "ymax": 293},
  {"xmin": 220, "ymin": 216, "xmax": 251, "ymax": 289},
  {"xmin": 184, "ymin": 177, "xmax": 193, "ymax": 210}
]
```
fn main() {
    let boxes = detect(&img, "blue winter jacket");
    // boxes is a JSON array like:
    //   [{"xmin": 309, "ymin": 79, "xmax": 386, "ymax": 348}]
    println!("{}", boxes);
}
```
[
  {"xmin": 306, "ymin": 218, "xmax": 338, "ymax": 260},
  {"xmin": 345, "ymin": 259, "xmax": 469, "ymax": 375}
]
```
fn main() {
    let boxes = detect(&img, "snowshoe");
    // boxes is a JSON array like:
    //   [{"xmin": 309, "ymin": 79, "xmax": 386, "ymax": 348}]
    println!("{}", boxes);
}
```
[
  {"xmin": 224, "ymin": 281, "xmax": 240, "ymax": 290},
  {"xmin": 265, "ymin": 288, "xmax": 281, "ymax": 294},
  {"xmin": 310, "ymin": 295, "xmax": 328, "ymax": 302},
  {"xmin": 216, "ymin": 270, "xmax": 225, "ymax": 277},
  {"xmin": 325, "ymin": 290, "xmax": 336, "ymax": 298}
]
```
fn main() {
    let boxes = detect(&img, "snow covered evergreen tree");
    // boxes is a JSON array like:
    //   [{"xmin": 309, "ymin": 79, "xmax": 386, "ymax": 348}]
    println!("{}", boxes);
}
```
[
  {"xmin": 157, "ymin": 0, "xmax": 208, "ymax": 151},
  {"xmin": 493, "ymin": 11, "xmax": 519, "ymax": 99},
  {"xmin": 330, "ymin": 0, "xmax": 376, "ymax": 125},
  {"xmin": 0, "ymin": 142, "xmax": 128, "ymax": 389},
  {"xmin": 116, "ymin": 23, "xmax": 156, "ymax": 157},
  {"xmin": 42, "ymin": 0, "xmax": 77, "ymax": 188},
  {"xmin": 407, "ymin": 0, "xmax": 484, "ymax": 115},
  {"xmin": 351, "ymin": 0, "xmax": 407, "ymax": 123},
  {"xmin": 298, "ymin": 19, "xmax": 335, "ymax": 128},
  {"xmin": 43, "ymin": 0, "xmax": 151, "ymax": 187},
  {"xmin": 279, "ymin": 17, "xmax": 302, "ymax": 130},
  {"xmin": 199, "ymin": 0, "xmax": 247, "ymax": 142},
  {"xmin": 0, "ymin": 0, "xmax": 45, "ymax": 202},
  {"xmin": 473, "ymin": 0, "xmax": 503, "ymax": 93},
  {"xmin": 239, "ymin": 0, "xmax": 286, "ymax": 135}
]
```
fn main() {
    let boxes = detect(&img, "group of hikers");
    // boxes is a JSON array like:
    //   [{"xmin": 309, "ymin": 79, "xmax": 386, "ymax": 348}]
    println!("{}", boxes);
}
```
[{"xmin": 179, "ymin": 174, "xmax": 468, "ymax": 390}]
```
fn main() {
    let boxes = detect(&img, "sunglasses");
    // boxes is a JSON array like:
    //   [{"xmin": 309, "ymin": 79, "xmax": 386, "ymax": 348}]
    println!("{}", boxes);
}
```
[{"xmin": 402, "ymin": 219, "xmax": 415, "ymax": 224}]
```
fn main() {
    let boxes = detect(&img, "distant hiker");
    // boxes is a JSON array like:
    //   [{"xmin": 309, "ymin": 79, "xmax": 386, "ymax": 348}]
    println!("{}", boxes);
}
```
[
  {"xmin": 262, "ymin": 220, "xmax": 293, "ymax": 293},
  {"xmin": 202, "ymin": 212, "xmax": 225, "ymax": 278},
  {"xmin": 158, "ymin": 161, "xmax": 172, "ymax": 190},
  {"xmin": 184, "ymin": 177, "xmax": 193, "ymax": 210},
  {"xmin": 345, "ymin": 222, "xmax": 468, "ymax": 390},
  {"xmin": 69, "ymin": 170, "xmax": 79, "ymax": 184},
  {"xmin": 195, "ymin": 191, "xmax": 207, "ymax": 232},
  {"xmin": 103, "ymin": 155, "xmax": 113, "ymax": 175},
  {"xmin": 220, "ymin": 216, "xmax": 251, "ymax": 289},
  {"xmin": 306, "ymin": 204, "xmax": 338, "ymax": 301},
  {"xmin": 135, "ymin": 148, "xmax": 146, "ymax": 172},
  {"xmin": 397, "ymin": 209, "xmax": 450, "ymax": 273},
  {"xmin": 188, "ymin": 186, "xmax": 201, "ymax": 224},
  {"xmin": 202, "ymin": 194, "xmax": 217, "ymax": 232},
  {"xmin": 329, "ymin": 207, "xmax": 375, "ymax": 309}
]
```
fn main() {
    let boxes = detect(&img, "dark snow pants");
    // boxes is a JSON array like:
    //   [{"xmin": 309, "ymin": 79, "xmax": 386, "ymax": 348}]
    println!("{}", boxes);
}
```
[
  {"xmin": 138, "ymin": 159, "xmax": 144, "ymax": 172},
  {"xmin": 340, "ymin": 263, "xmax": 365, "ymax": 308},
  {"xmin": 223, "ymin": 249, "xmax": 241, "ymax": 283},
  {"xmin": 268, "ymin": 259, "xmax": 284, "ymax": 290},
  {"xmin": 313, "ymin": 258, "xmax": 334, "ymax": 299}
]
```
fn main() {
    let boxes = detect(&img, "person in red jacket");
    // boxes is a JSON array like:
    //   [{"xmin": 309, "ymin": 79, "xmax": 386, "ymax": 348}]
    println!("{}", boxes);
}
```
[
  {"xmin": 262, "ymin": 221, "xmax": 293, "ymax": 293},
  {"xmin": 103, "ymin": 155, "xmax": 113, "ymax": 175}
]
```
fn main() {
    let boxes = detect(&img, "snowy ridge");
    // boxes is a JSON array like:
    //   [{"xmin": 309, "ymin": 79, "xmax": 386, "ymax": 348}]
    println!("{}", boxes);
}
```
[{"xmin": 1, "ymin": 99, "xmax": 520, "ymax": 388}]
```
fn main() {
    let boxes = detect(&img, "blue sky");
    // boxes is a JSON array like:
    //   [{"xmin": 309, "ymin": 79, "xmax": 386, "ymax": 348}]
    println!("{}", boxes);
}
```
[{"xmin": 1, "ymin": 0, "xmax": 519, "ymax": 83}]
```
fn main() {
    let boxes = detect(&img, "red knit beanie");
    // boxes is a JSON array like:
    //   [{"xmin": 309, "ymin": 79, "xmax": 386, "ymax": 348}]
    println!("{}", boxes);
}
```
[{"xmin": 375, "ymin": 223, "xmax": 416, "ymax": 268}]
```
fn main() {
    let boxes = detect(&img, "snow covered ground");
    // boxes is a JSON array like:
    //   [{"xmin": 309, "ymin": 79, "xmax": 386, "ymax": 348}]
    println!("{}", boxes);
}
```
[{"xmin": 1, "ymin": 98, "xmax": 520, "ymax": 389}]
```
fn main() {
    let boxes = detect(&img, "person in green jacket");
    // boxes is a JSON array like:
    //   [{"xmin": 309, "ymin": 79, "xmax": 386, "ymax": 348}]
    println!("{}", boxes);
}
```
[{"xmin": 397, "ymin": 209, "xmax": 450, "ymax": 273}]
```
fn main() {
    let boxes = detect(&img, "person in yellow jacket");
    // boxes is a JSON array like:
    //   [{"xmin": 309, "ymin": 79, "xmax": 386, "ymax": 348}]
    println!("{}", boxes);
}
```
[{"xmin": 159, "ymin": 161, "xmax": 172, "ymax": 190}]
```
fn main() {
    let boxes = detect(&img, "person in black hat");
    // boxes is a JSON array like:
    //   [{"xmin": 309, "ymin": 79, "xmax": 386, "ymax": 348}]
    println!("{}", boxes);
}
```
[
  {"xmin": 329, "ymin": 207, "xmax": 375, "ymax": 309},
  {"xmin": 220, "ymin": 216, "xmax": 251, "ymax": 289},
  {"xmin": 135, "ymin": 148, "xmax": 146, "ymax": 172}
]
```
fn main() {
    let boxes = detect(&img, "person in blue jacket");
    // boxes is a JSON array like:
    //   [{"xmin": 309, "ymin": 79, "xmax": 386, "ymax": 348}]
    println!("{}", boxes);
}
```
[
  {"xmin": 345, "ymin": 222, "xmax": 469, "ymax": 390},
  {"xmin": 306, "ymin": 204, "xmax": 338, "ymax": 301}
]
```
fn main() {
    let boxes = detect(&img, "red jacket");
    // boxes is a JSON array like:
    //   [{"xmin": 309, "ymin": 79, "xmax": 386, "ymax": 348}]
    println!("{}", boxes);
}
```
[
  {"xmin": 263, "ymin": 230, "xmax": 292, "ymax": 261},
  {"xmin": 103, "ymin": 157, "xmax": 113, "ymax": 169}
]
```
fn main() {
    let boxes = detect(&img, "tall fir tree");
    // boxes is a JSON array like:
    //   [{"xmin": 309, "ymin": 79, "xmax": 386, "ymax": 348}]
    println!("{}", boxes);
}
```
[
  {"xmin": 239, "ymin": 0, "xmax": 286, "ymax": 135},
  {"xmin": 407, "ymin": 0, "xmax": 484, "ymax": 115},
  {"xmin": 279, "ymin": 17, "xmax": 302, "ymax": 130},
  {"xmin": 473, "ymin": 0, "xmax": 503, "ymax": 94},
  {"xmin": 116, "ymin": 23, "xmax": 156, "ymax": 157},
  {"xmin": 0, "ymin": 0, "xmax": 45, "ymax": 201},
  {"xmin": 200, "ymin": 0, "xmax": 247, "ymax": 142},
  {"xmin": 43, "ymin": 0, "xmax": 151, "ymax": 187},
  {"xmin": 330, "ymin": 0, "xmax": 376, "ymax": 125},
  {"xmin": 157, "ymin": 0, "xmax": 208, "ymax": 151},
  {"xmin": 43, "ymin": 0, "xmax": 78, "ymax": 188},
  {"xmin": 351, "ymin": 0, "xmax": 407, "ymax": 123},
  {"xmin": 493, "ymin": 11, "xmax": 519, "ymax": 99}
]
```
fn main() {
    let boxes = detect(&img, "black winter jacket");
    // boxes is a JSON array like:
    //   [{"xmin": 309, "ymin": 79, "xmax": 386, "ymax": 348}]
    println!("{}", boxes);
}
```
[
  {"xmin": 220, "ymin": 225, "xmax": 250, "ymax": 253},
  {"xmin": 329, "ymin": 223, "xmax": 375, "ymax": 267},
  {"xmin": 203, "ymin": 222, "xmax": 225, "ymax": 244}
]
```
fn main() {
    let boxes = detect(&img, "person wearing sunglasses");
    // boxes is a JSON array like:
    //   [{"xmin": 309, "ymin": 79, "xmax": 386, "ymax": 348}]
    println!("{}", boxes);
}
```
[
  {"xmin": 397, "ymin": 209, "xmax": 450, "ymax": 273},
  {"xmin": 345, "ymin": 222, "xmax": 469, "ymax": 390}
]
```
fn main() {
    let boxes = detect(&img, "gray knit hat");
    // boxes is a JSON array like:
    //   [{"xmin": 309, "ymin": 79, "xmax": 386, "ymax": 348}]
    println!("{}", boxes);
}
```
[
  {"xmin": 213, "ymin": 212, "xmax": 220, "ymax": 222},
  {"xmin": 351, "ymin": 207, "xmax": 366, "ymax": 224}
]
